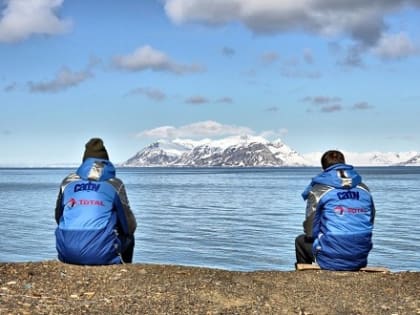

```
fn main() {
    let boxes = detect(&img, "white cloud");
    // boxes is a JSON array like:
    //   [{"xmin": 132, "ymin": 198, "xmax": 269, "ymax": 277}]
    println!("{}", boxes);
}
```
[
  {"xmin": 302, "ymin": 96, "xmax": 342, "ymax": 105},
  {"xmin": 184, "ymin": 96, "xmax": 234, "ymax": 105},
  {"xmin": 373, "ymin": 32, "xmax": 419, "ymax": 60},
  {"xmin": 113, "ymin": 45, "xmax": 205, "ymax": 74},
  {"xmin": 165, "ymin": 0, "xmax": 241, "ymax": 25},
  {"xmin": 320, "ymin": 104, "xmax": 342, "ymax": 113},
  {"xmin": 302, "ymin": 95, "xmax": 343, "ymax": 113},
  {"xmin": 28, "ymin": 67, "xmax": 92, "ymax": 93},
  {"xmin": 185, "ymin": 96, "xmax": 209, "ymax": 105},
  {"xmin": 129, "ymin": 87, "xmax": 167, "ymax": 101},
  {"xmin": 302, "ymin": 96, "xmax": 374, "ymax": 113},
  {"xmin": 136, "ymin": 120, "xmax": 254, "ymax": 139},
  {"xmin": 164, "ymin": 0, "xmax": 419, "ymax": 47},
  {"xmin": 259, "ymin": 128, "xmax": 288, "ymax": 140},
  {"xmin": 0, "ymin": 0, "xmax": 72, "ymax": 43}
]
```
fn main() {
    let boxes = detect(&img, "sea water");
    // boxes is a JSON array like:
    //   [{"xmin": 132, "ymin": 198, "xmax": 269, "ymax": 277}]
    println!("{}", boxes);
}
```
[{"xmin": 0, "ymin": 167, "xmax": 419, "ymax": 272}]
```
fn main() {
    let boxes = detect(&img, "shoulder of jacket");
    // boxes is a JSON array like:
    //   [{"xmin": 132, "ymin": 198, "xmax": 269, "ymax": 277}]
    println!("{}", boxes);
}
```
[
  {"xmin": 357, "ymin": 182, "xmax": 371, "ymax": 192},
  {"xmin": 62, "ymin": 173, "xmax": 80, "ymax": 185},
  {"xmin": 107, "ymin": 177, "xmax": 123, "ymax": 185},
  {"xmin": 311, "ymin": 184, "xmax": 335, "ymax": 194},
  {"xmin": 310, "ymin": 183, "xmax": 335, "ymax": 199},
  {"xmin": 59, "ymin": 173, "xmax": 80, "ymax": 192},
  {"xmin": 107, "ymin": 177, "xmax": 125, "ymax": 191}
]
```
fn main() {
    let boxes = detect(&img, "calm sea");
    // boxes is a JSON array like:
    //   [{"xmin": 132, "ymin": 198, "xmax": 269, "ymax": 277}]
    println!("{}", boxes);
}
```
[{"xmin": 0, "ymin": 167, "xmax": 419, "ymax": 272}]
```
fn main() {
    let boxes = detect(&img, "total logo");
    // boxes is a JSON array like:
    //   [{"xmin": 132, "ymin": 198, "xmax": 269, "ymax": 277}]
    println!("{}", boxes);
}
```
[
  {"xmin": 334, "ymin": 206, "xmax": 368, "ymax": 216},
  {"xmin": 66, "ymin": 198, "xmax": 105, "ymax": 208},
  {"xmin": 334, "ymin": 206, "xmax": 346, "ymax": 216},
  {"xmin": 67, "ymin": 198, "xmax": 77, "ymax": 208}
]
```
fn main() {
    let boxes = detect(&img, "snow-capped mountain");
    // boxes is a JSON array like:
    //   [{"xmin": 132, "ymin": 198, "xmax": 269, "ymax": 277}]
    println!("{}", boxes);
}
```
[
  {"xmin": 121, "ymin": 135, "xmax": 309, "ymax": 167},
  {"xmin": 303, "ymin": 151, "xmax": 419, "ymax": 167},
  {"xmin": 123, "ymin": 140, "xmax": 191, "ymax": 166},
  {"xmin": 121, "ymin": 136, "xmax": 419, "ymax": 167},
  {"xmin": 397, "ymin": 153, "xmax": 420, "ymax": 166}
]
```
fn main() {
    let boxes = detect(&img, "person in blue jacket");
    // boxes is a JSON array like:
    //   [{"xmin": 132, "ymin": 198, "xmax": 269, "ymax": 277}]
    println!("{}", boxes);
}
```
[
  {"xmin": 295, "ymin": 150, "xmax": 375, "ymax": 270},
  {"xmin": 55, "ymin": 138, "xmax": 137, "ymax": 265}
]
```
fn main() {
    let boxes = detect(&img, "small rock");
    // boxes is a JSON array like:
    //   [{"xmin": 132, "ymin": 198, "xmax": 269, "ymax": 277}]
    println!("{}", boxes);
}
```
[
  {"xmin": 84, "ymin": 292, "xmax": 95, "ymax": 297},
  {"xmin": 23, "ymin": 283, "xmax": 32, "ymax": 290}
]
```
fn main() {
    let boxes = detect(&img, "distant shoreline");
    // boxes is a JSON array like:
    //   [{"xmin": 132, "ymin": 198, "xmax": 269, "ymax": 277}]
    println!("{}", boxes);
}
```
[{"xmin": 1, "ymin": 165, "xmax": 418, "ymax": 169}]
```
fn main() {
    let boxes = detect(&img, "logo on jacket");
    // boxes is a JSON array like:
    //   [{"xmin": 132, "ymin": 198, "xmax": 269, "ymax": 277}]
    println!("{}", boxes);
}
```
[
  {"xmin": 66, "ymin": 198, "xmax": 77, "ymax": 208},
  {"xmin": 334, "ymin": 206, "xmax": 345, "ymax": 216},
  {"xmin": 334, "ymin": 206, "xmax": 368, "ymax": 216},
  {"xmin": 337, "ymin": 191, "xmax": 359, "ymax": 200},
  {"xmin": 74, "ymin": 182, "xmax": 101, "ymax": 192},
  {"xmin": 65, "ymin": 198, "xmax": 105, "ymax": 208}
]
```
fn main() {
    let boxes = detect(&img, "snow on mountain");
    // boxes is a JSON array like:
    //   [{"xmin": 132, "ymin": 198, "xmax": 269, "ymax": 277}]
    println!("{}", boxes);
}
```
[
  {"xmin": 269, "ymin": 139, "xmax": 309, "ymax": 166},
  {"xmin": 122, "ymin": 140, "xmax": 190, "ymax": 166},
  {"xmin": 122, "ymin": 135, "xmax": 310, "ymax": 167},
  {"xmin": 339, "ymin": 151, "xmax": 418, "ymax": 166},
  {"xmin": 303, "ymin": 151, "xmax": 419, "ymax": 166},
  {"xmin": 397, "ymin": 153, "xmax": 420, "ymax": 166},
  {"xmin": 122, "ymin": 136, "xmax": 419, "ymax": 167}
]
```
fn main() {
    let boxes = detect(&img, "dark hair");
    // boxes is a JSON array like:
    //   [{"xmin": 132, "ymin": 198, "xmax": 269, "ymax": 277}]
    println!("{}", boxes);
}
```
[
  {"xmin": 321, "ymin": 150, "xmax": 345, "ymax": 170},
  {"xmin": 83, "ymin": 138, "xmax": 109, "ymax": 162}
]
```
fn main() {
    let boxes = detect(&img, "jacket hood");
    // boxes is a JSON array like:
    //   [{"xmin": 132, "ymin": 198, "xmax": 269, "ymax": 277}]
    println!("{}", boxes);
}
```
[
  {"xmin": 302, "ymin": 163, "xmax": 362, "ymax": 200},
  {"xmin": 76, "ymin": 158, "xmax": 116, "ymax": 181}
]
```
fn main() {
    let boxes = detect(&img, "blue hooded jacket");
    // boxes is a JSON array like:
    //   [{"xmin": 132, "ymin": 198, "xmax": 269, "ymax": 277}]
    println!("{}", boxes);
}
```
[
  {"xmin": 302, "ymin": 163, "xmax": 375, "ymax": 270},
  {"xmin": 55, "ymin": 158, "xmax": 131, "ymax": 265}
]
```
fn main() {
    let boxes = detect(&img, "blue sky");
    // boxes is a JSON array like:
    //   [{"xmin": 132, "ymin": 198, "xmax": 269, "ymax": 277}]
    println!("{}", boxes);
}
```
[{"xmin": 1, "ymin": 0, "xmax": 420, "ymax": 165}]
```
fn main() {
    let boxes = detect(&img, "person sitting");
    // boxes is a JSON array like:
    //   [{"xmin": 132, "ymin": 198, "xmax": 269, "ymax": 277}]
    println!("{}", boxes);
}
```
[
  {"xmin": 295, "ymin": 150, "xmax": 375, "ymax": 270},
  {"xmin": 55, "ymin": 138, "xmax": 137, "ymax": 265}
]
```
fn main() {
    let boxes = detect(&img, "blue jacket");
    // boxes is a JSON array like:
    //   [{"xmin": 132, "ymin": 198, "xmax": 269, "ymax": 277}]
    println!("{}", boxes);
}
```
[
  {"xmin": 55, "ymin": 158, "xmax": 137, "ymax": 265},
  {"xmin": 302, "ymin": 163, "xmax": 375, "ymax": 270}
]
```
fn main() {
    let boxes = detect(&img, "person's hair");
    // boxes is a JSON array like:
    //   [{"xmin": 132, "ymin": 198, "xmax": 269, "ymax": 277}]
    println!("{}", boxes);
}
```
[
  {"xmin": 83, "ymin": 138, "xmax": 109, "ymax": 162},
  {"xmin": 321, "ymin": 150, "xmax": 345, "ymax": 170}
]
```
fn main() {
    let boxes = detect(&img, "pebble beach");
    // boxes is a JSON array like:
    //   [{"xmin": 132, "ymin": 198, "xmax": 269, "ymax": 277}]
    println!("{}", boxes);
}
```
[{"xmin": 0, "ymin": 261, "xmax": 419, "ymax": 314}]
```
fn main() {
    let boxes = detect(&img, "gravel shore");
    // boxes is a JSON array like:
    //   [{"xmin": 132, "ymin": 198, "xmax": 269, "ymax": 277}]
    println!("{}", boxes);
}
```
[{"xmin": 0, "ymin": 261, "xmax": 419, "ymax": 314}]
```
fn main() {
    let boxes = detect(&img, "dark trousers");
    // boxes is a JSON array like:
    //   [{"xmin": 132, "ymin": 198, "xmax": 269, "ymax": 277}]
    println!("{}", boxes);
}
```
[
  {"xmin": 120, "ymin": 234, "xmax": 135, "ymax": 263},
  {"xmin": 295, "ymin": 234, "xmax": 315, "ymax": 264}
]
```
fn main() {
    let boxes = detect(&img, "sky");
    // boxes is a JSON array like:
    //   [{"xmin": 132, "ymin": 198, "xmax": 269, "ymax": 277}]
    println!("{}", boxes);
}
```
[{"xmin": 1, "ymin": 0, "xmax": 420, "ymax": 166}]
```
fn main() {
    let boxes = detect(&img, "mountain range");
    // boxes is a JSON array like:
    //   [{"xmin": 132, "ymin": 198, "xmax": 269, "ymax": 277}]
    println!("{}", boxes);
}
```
[{"xmin": 121, "ymin": 135, "xmax": 420, "ymax": 167}]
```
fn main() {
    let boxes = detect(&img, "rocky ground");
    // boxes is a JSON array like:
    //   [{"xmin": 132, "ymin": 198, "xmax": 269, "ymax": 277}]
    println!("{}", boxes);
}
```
[{"xmin": 0, "ymin": 261, "xmax": 419, "ymax": 315}]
